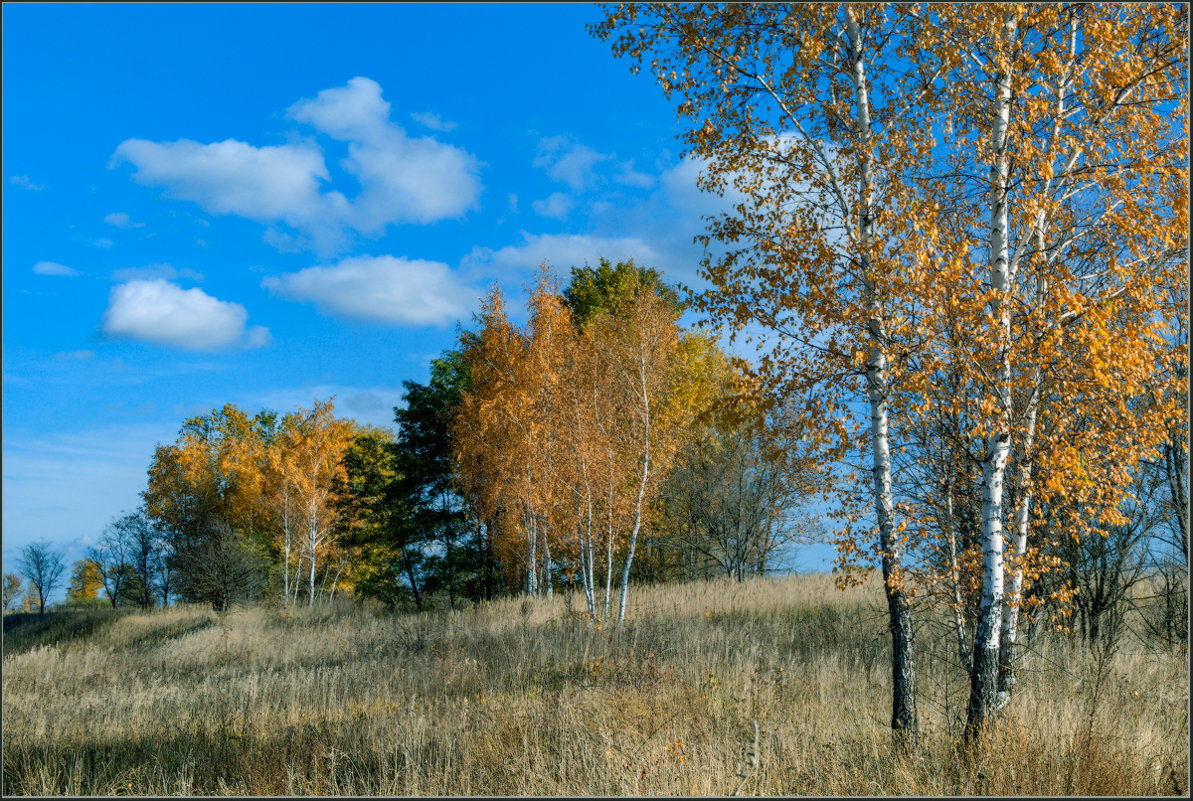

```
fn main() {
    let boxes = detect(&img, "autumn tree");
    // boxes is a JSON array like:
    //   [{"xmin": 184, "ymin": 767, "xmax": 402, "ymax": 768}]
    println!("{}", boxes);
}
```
[
  {"xmin": 143, "ymin": 442, "xmax": 216, "ymax": 604},
  {"xmin": 270, "ymin": 399, "xmax": 358, "ymax": 606},
  {"xmin": 592, "ymin": 287, "xmax": 689, "ymax": 621},
  {"xmin": 594, "ymin": 2, "xmax": 1188, "ymax": 741},
  {"xmin": 454, "ymin": 272, "xmax": 570, "ymax": 598},
  {"xmin": 17, "ymin": 541, "xmax": 65, "ymax": 614},
  {"xmin": 453, "ymin": 264, "xmax": 694, "ymax": 620},
  {"xmin": 64, "ymin": 558, "xmax": 105, "ymax": 606},
  {"xmin": 592, "ymin": 2, "xmax": 951, "ymax": 738},
  {"xmin": 899, "ymin": 3, "xmax": 1189, "ymax": 736},
  {"xmin": 144, "ymin": 404, "xmax": 279, "ymax": 604},
  {"xmin": 3, "ymin": 572, "xmax": 26, "ymax": 612}
]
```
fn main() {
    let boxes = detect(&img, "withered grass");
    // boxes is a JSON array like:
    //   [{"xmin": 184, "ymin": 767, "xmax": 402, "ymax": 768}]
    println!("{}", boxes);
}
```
[{"xmin": 3, "ymin": 573, "xmax": 1187, "ymax": 795}]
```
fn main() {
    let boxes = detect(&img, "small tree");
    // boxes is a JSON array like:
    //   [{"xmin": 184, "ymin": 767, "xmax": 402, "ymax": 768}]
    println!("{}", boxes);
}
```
[
  {"xmin": 17, "ymin": 541, "xmax": 66, "ymax": 614},
  {"xmin": 3, "ymin": 572, "xmax": 25, "ymax": 611},
  {"xmin": 92, "ymin": 514, "xmax": 135, "ymax": 608},
  {"xmin": 124, "ymin": 508, "xmax": 161, "ymax": 609},
  {"xmin": 181, "ymin": 516, "xmax": 268, "ymax": 612},
  {"xmin": 65, "ymin": 558, "xmax": 105, "ymax": 606}
]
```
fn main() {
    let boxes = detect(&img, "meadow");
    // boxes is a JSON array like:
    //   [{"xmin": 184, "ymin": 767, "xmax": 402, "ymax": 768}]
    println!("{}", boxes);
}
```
[{"xmin": 2, "ymin": 573, "xmax": 1187, "ymax": 796}]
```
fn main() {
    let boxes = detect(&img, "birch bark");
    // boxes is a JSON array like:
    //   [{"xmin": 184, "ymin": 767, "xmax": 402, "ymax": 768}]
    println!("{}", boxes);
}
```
[
  {"xmin": 844, "ymin": 3, "xmax": 917, "ymax": 742},
  {"xmin": 966, "ymin": 10, "xmax": 1017, "ymax": 739}
]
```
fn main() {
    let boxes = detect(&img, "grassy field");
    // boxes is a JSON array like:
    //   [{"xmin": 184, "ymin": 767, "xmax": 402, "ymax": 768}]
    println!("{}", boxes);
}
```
[{"xmin": 2, "ymin": 573, "xmax": 1187, "ymax": 796}]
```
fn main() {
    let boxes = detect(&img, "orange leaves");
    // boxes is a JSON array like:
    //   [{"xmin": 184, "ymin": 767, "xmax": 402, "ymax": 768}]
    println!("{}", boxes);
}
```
[{"xmin": 454, "ymin": 264, "xmax": 700, "ymax": 601}]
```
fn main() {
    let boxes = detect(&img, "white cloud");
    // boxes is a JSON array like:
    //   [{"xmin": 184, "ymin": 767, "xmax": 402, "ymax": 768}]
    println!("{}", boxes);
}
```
[
  {"xmin": 464, "ymin": 232, "xmax": 667, "ymax": 277},
  {"xmin": 113, "ymin": 77, "xmax": 481, "ymax": 253},
  {"xmin": 410, "ymin": 111, "xmax": 458, "ymax": 132},
  {"xmin": 111, "ymin": 263, "xmax": 204, "ymax": 282},
  {"xmin": 104, "ymin": 212, "xmax": 146, "ymax": 228},
  {"xmin": 111, "ymin": 137, "xmax": 344, "ymax": 232},
  {"xmin": 534, "ymin": 135, "xmax": 612, "ymax": 191},
  {"xmin": 616, "ymin": 160, "xmax": 656, "ymax": 189},
  {"xmin": 92, "ymin": 237, "xmax": 115, "ymax": 249},
  {"xmin": 659, "ymin": 156, "xmax": 739, "ymax": 221},
  {"xmin": 101, "ymin": 279, "xmax": 270, "ymax": 351},
  {"xmin": 248, "ymin": 384, "xmax": 408, "ymax": 431},
  {"xmin": 262, "ymin": 255, "xmax": 477, "ymax": 327},
  {"xmin": 288, "ymin": 76, "xmax": 481, "ymax": 232},
  {"xmin": 508, "ymin": 193, "xmax": 519, "ymax": 214},
  {"xmin": 9, "ymin": 174, "xmax": 45, "ymax": 190},
  {"xmin": 531, "ymin": 192, "xmax": 574, "ymax": 221},
  {"xmin": 33, "ymin": 260, "xmax": 80, "ymax": 277}
]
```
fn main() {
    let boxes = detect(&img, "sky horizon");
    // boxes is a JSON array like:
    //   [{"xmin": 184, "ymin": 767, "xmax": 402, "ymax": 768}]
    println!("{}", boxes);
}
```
[{"xmin": 3, "ymin": 4, "xmax": 837, "ymax": 601}]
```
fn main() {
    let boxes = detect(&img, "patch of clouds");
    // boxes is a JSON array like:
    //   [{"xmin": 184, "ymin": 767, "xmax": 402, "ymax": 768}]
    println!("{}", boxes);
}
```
[
  {"xmin": 101, "ymin": 279, "xmax": 270, "ymax": 351},
  {"xmin": 92, "ymin": 237, "xmax": 115, "ymax": 249},
  {"xmin": 111, "ymin": 263, "xmax": 204, "ymax": 283},
  {"xmin": 111, "ymin": 137, "xmax": 347, "ymax": 248},
  {"xmin": 288, "ymin": 77, "xmax": 481, "ymax": 233},
  {"xmin": 658, "ymin": 155, "xmax": 743, "ymax": 222},
  {"xmin": 531, "ymin": 191, "xmax": 574, "ymax": 221},
  {"xmin": 616, "ymin": 160, "xmax": 656, "ymax": 189},
  {"xmin": 9, "ymin": 174, "xmax": 45, "ymax": 190},
  {"xmin": 508, "ymin": 193, "xmax": 519, "ymax": 214},
  {"xmin": 262, "ymin": 255, "xmax": 478, "ymax": 328},
  {"xmin": 33, "ymin": 261, "xmax": 81, "ymax": 277},
  {"xmin": 112, "ymin": 77, "xmax": 481, "ymax": 255},
  {"xmin": 463, "ymin": 231, "xmax": 669, "ymax": 278},
  {"xmin": 103, "ymin": 212, "xmax": 146, "ymax": 228},
  {"xmin": 248, "ymin": 384, "xmax": 406, "ymax": 431},
  {"xmin": 533, "ymin": 135, "xmax": 612, "ymax": 192},
  {"xmin": 410, "ymin": 111, "xmax": 458, "ymax": 132},
  {"xmin": 464, "ymin": 154, "xmax": 742, "ymax": 293},
  {"xmin": 1, "ymin": 423, "xmax": 183, "ymax": 585}
]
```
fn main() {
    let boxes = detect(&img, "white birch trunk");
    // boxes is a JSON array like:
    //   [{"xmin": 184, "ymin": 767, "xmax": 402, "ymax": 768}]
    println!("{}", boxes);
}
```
[
  {"xmin": 617, "ymin": 345, "xmax": 652, "ymax": 623},
  {"xmin": 604, "ymin": 449, "xmax": 616, "ymax": 620},
  {"xmin": 966, "ymin": 11, "xmax": 1017, "ymax": 738},
  {"xmin": 526, "ymin": 511, "xmax": 538, "ymax": 597},
  {"xmin": 543, "ymin": 525, "xmax": 553, "ymax": 600},
  {"xmin": 998, "ymin": 379, "xmax": 1038, "ymax": 702},
  {"xmin": 292, "ymin": 554, "xmax": 304, "ymax": 605},
  {"xmin": 328, "ymin": 562, "xmax": 344, "ymax": 603},
  {"xmin": 945, "ymin": 484, "xmax": 972, "ymax": 674},
  {"xmin": 844, "ymin": 2, "xmax": 917, "ymax": 740},
  {"xmin": 307, "ymin": 502, "xmax": 320, "ymax": 608}
]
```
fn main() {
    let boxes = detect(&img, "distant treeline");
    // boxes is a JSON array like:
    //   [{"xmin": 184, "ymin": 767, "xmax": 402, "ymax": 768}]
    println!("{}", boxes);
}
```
[{"xmin": 30, "ymin": 260, "xmax": 816, "ymax": 617}]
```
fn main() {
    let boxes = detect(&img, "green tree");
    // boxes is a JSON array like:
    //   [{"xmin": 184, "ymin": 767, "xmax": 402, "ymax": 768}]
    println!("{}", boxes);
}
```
[
  {"xmin": 393, "ymin": 350, "xmax": 498, "ymax": 607},
  {"xmin": 562, "ymin": 257, "xmax": 683, "ymax": 329}
]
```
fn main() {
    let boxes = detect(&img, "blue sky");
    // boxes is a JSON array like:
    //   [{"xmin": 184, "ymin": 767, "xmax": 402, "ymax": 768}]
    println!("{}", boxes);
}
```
[{"xmin": 2, "ymin": 3, "xmax": 836, "ymax": 592}]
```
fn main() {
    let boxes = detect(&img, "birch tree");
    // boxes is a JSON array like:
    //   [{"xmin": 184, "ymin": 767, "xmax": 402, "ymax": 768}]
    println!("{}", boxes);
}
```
[
  {"xmin": 903, "ymin": 3, "xmax": 1189, "ymax": 736},
  {"xmin": 590, "ymin": 288, "xmax": 686, "ymax": 621},
  {"xmin": 272, "ymin": 399, "xmax": 356, "ymax": 607},
  {"xmin": 592, "ymin": 2, "xmax": 949, "ymax": 741}
]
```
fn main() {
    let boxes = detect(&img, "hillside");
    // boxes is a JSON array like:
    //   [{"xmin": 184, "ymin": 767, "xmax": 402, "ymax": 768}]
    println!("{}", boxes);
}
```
[{"xmin": 2, "ymin": 573, "xmax": 1187, "ymax": 795}]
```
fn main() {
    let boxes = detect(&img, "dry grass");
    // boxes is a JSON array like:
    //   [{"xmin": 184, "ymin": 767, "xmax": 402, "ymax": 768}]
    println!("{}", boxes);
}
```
[{"xmin": 2, "ymin": 573, "xmax": 1187, "ymax": 796}]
